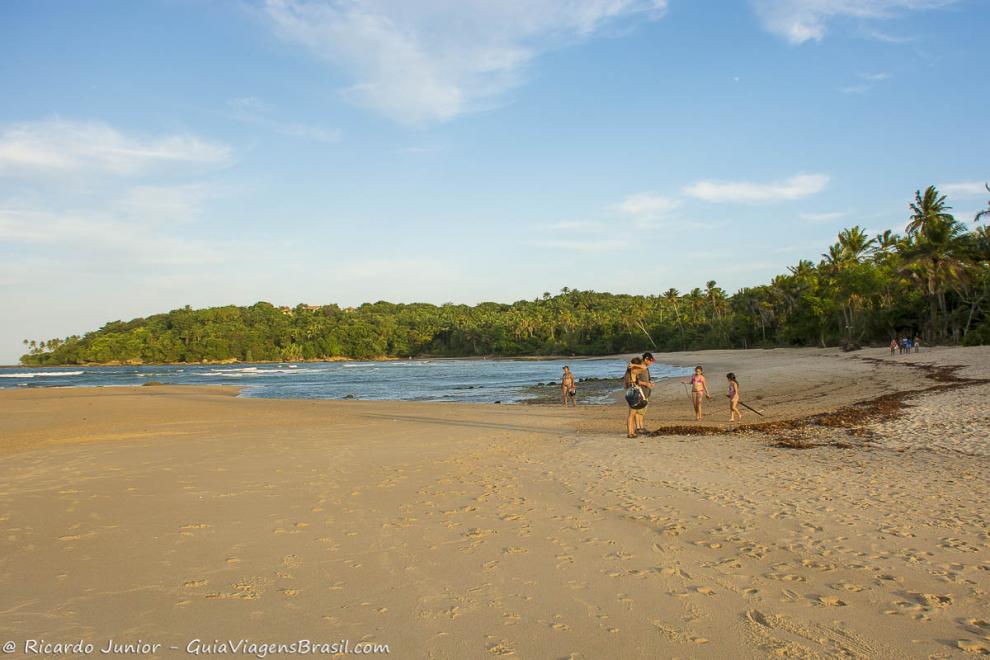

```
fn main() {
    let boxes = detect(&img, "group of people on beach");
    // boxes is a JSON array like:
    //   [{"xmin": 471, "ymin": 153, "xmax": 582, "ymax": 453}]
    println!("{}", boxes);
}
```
[
  {"xmin": 890, "ymin": 336, "xmax": 921, "ymax": 355},
  {"xmin": 619, "ymin": 353, "xmax": 742, "ymax": 438},
  {"xmin": 560, "ymin": 354, "xmax": 745, "ymax": 437}
]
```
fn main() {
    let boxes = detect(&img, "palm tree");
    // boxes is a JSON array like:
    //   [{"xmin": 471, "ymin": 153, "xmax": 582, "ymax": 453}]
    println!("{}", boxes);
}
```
[
  {"xmin": 874, "ymin": 229, "xmax": 901, "ymax": 254},
  {"xmin": 837, "ymin": 226, "xmax": 876, "ymax": 261},
  {"xmin": 907, "ymin": 185, "xmax": 954, "ymax": 236},
  {"xmin": 787, "ymin": 260, "xmax": 815, "ymax": 278},
  {"xmin": 662, "ymin": 288, "xmax": 685, "ymax": 349},
  {"xmin": 901, "ymin": 216, "xmax": 972, "ymax": 340},
  {"xmin": 975, "ymin": 183, "xmax": 990, "ymax": 223}
]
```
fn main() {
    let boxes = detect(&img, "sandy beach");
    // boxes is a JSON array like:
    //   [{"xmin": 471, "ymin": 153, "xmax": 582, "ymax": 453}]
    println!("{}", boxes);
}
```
[{"xmin": 1, "ymin": 347, "xmax": 989, "ymax": 658}]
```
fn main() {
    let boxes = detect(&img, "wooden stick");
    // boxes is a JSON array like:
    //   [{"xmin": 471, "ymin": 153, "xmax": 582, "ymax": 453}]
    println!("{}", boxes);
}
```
[{"xmin": 738, "ymin": 400, "xmax": 765, "ymax": 417}]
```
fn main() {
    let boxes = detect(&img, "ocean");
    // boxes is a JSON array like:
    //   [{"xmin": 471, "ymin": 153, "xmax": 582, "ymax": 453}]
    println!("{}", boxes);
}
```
[{"xmin": 0, "ymin": 357, "xmax": 690, "ymax": 404}]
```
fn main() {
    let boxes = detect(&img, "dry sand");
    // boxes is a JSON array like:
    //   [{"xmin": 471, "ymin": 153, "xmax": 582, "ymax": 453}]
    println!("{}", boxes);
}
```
[{"xmin": 0, "ymin": 347, "xmax": 988, "ymax": 658}]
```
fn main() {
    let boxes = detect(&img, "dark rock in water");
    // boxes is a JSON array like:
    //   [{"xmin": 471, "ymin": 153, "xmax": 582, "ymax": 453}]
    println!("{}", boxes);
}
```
[
  {"xmin": 467, "ymin": 385, "xmax": 474, "ymax": 389},
  {"xmin": 494, "ymin": 401, "xmax": 501, "ymax": 404},
  {"xmin": 343, "ymin": 394, "xmax": 355, "ymax": 399},
  {"xmin": 536, "ymin": 382, "xmax": 544, "ymax": 387},
  {"xmin": 547, "ymin": 381, "xmax": 557, "ymax": 386}
]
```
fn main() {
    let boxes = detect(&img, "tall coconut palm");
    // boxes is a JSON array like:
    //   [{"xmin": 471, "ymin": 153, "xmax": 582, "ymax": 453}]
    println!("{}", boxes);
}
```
[
  {"xmin": 787, "ymin": 260, "xmax": 815, "ymax": 278},
  {"xmin": 907, "ymin": 186, "xmax": 954, "ymax": 236},
  {"xmin": 874, "ymin": 229, "xmax": 901, "ymax": 254},
  {"xmin": 901, "ymin": 216, "xmax": 972, "ymax": 339},
  {"xmin": 975, "ymin": 183, "xmax": 990, "ymax": 222},
  {"xmin": 838, "ymin": 226, "xmax": 876, "ymax": 262}
]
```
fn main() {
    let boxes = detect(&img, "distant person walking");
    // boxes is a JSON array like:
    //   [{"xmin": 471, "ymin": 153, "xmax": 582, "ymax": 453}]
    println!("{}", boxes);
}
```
[
  {"xmin": 913, "ymin": 335, "xmax": 921, "ymax": 353},
  {"xmin": 561, "ymin": 366, "xmax": 576, "ymax": 407},
  {"xmin": 889, "ymin": 339, "xmax": 898, "ymax": 356},
  {"xmin": 624, "ymin": 353, "xmax": 656, "ymax": 437},
  {"xmin": 682, "ymin": 365, "xmax": 712, "ymax": 421},
  {"xmin": 727, "ymin": 372, "xmax": 742, "ymax": 422}
]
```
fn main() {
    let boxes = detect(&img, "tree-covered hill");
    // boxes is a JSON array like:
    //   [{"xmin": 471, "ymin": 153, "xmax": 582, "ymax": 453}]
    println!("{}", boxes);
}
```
[{"xmin": 21, "ymin": 186, "xmax": 990, "ymax": 365}]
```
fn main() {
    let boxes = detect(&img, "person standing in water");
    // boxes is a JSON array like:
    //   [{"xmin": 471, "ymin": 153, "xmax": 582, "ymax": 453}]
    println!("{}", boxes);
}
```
[
  {"xmin": 682, "ymin": 365, "xmax": 712, "ymax": 421},
  {"xmin": 726, "ymin": 372, "xmax": 742, "ymax": 422},
  {"xmin": 561, "ymin": 366, "xmax": 576, "ymax": 407}
]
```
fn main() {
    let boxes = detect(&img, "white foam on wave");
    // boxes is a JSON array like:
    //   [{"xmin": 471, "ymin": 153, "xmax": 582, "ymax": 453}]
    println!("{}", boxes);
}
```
[
  {"xmin": 0, "ymin": 371, "xmax": 84, "ymax": 378},
  {"xmin": 205, "ymin": 367, "xmax": 312, "ymax": 377}
]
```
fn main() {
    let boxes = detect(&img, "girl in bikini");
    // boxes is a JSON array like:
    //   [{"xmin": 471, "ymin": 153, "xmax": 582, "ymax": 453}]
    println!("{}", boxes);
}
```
[
  {"xmin": 682, "ymin": 365, "xmax": 712, "ymax": 421},
  {"xmin": 727, "ymin": 372, "xmax": 742, "ymax": 422}
]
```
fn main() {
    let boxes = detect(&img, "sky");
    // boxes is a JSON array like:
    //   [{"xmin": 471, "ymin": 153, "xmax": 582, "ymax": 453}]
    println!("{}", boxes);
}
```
[{"xmin": 1, "ymin": 0, "xmax": 988, "ymax": 364}]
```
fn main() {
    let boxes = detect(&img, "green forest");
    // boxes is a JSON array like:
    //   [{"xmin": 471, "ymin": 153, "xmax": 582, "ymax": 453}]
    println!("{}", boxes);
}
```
[{"xmin": 20, "ymin": 186, "xmax": 990, "ymax": 366}]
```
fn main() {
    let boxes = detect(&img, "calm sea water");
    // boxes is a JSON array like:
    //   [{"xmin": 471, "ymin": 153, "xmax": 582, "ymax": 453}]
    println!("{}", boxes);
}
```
[{"xmin": 0, "ymin": 358, "xmax": 690, "ymax": 404}]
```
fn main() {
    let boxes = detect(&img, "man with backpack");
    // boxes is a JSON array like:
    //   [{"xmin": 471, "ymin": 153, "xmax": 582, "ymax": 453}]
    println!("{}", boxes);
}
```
[{"xmin": 624, "ymin": 352, "xmax": 656, "ymax": 438}]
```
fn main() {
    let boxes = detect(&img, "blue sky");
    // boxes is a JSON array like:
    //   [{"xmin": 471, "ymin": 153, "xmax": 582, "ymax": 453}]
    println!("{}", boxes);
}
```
[{"xmin": 1, "ymin": 0, "xmax": 987, "ymax": 363}]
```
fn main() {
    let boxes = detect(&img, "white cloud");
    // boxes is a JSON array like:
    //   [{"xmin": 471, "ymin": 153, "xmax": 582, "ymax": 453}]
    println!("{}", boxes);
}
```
[
  {"xmin": 751, "ymin": 0, "xmax": 956, "ymax": 44},
  {"xmin": 616, "ymin": 192, "xmax": 681, "ymax": 217},
  {"xmin": 684, "ymin": 173, "xmax": 829, "ymax": 203},
  {"xmin": 939, "ymin": 181, "xmax": 989, "ymax": 198},
  {"xmin": 263, "ymin": 0, "xmax": 668, "ymax": 124},
  {"xmin": 0, "ymin": 119, "xmax": 231, "ymax": 178},
  {"xmin": 227, "ymin": 97, "xmax": 341, "ymax": 143},
  {"xmin": 858, "ymin": 71, "xmax": 891, "ymax": 81},
  {"xmin": 0, "ymin": 206, "xmax": 227, "ymax": 265},
  {"xmin": 114, "ymin": 185, "xmax": 210, "ymax": 224},
  {"xmin": 800, "ymin": 211, "xmax": 847, "ymax": 222},
  {"xmin": 861, "ymin": 27, "xmax": 914, "ymax": 43},
  {"xmin": 529, "ymin": 238, "xmax": 626, "ymax": 252},
  {"xmin": 549, "ymin": 220, "xmax": 607, "ymax": 231}
]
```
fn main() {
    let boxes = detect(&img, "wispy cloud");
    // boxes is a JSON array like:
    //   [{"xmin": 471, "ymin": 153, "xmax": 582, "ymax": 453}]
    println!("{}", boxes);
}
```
[
  {"xmin": 548, "ymin": 220, "xmax": 608, "ymax": 231},
  {"xmin": 616, "ymin": 192, "xmax": 681, "ymax": 218},
  {"xmin": 858, "ymin": 71, "xmax": 891, "ymax": 81},
  {"xmin": 262, "ymin": 0, "xmax": 668, "ymax": 125},
  {"xmin": 684, "ymin": 173, "xmax": 829, "ymax": 203},
  {"xmin": 0, "ymin": 205, "xmax": 228, "ymax": 265},
  {"xmin": 227, "ymin": 97, "xmax": 341, "ymax": 143},
  {"xmin": 862, "ymin": 27, "xmax": 915, "ymax": 43},
  {"xmin": 0, "ymin": 119, "xmax": 231, "ymax": 177},
  {"xmin": 800, "ymin": 211, "xmax": 847, "ymax": 222},
  {"xmin": 839, "ymin": 71, "xmax": 891, "ymax": 94},
  {"xmin": 751, "ymin": 0, "xmax": 956, "ymax": 44},
  {"xmin": 528, "ymin": 238, "xmax": 626, "ymax": 252},
  {"xmin": 939, "ymin": 181, "xmax": 989, "ymax": 198}
]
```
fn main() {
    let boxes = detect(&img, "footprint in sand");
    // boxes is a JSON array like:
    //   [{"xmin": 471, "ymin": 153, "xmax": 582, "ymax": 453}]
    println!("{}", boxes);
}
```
[
  {"xmin": 183, "ymin": 579, "xmax": 208, "ymax": 588},
  {"xmin": 745, "ymin": 609, "xmax": 772, "ymax": 628},
  {"xmin": 830, "ymin": 582, "xmax": 864, "ymax": 592},
  {"xmin": 487, "ymin": 640, "xmax": 515, "ymax": 655},
  {"xmin": 768, "ymin": 573, "xmax": 806, "ymax": 582},
  {"xmin": 465, "ymin": 528, "xmax": 497, "ymax": 540},
  {"xmin": 503, "ymin": 546, "xmax": 528, "ymax": 555},
  {"xmin": 957, "ymin": 640, "xmax": 990, "ymax": 654},
  {"xmin": 817, "ymin": 596, "xmax": 846, "ymax": 607},
  {"xmin": 915, "ymin": 593, "xmax": 953, "ymax": 608}
]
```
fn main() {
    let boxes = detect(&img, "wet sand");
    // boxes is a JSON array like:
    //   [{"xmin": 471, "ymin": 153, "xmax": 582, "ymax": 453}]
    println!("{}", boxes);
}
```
[{"xmin": 0, "ymin": 347, "xmax": 988, "ymax": 657}]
